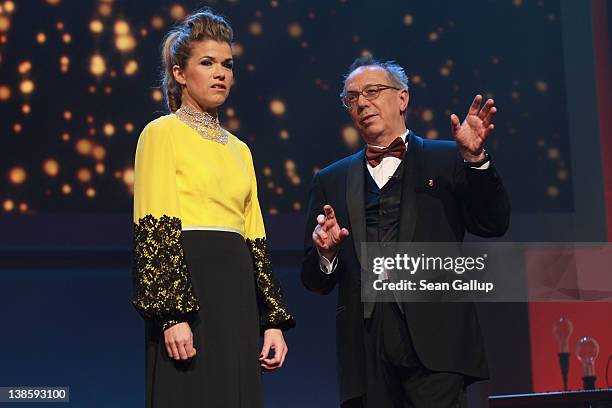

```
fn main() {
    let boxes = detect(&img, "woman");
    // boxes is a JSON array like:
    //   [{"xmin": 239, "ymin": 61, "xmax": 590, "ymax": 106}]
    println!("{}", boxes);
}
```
[{"xmin": 132, "ymin": 9, "xmax": 295, "ymax": 407}]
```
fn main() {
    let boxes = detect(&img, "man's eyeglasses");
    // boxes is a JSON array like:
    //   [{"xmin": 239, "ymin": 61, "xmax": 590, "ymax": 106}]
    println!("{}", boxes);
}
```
[{"xmin": 341, "ymin": 84, "xmax": 401, "ymax": 109}]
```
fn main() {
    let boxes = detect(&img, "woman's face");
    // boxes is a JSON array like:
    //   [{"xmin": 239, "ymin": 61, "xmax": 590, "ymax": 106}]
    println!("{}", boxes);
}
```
[{"xmin": 173, "ymin": 39, "xmax": 234, "ymax": 113}]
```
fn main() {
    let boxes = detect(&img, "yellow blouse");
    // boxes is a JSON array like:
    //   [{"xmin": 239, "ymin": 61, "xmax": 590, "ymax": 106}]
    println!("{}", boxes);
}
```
[
  {"xmin": 133, "ymin": 114, "xmax": 264, "ymax": 238},
  {"xmin": 132, "ymin": 114, "xmax": 294, "ymax": 332}
]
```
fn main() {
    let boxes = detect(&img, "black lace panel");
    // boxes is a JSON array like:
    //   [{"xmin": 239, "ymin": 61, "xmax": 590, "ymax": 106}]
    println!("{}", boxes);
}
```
[
  {"xmin": 246, "ymin": 237, "xmax": 296, "ymax": 332},
  {"xmin": 133, "ymin": 214, "xmax": 200, "ymax": 329}
]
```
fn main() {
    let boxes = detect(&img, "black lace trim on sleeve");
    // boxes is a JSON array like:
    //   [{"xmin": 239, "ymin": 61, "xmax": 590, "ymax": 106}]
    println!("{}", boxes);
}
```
[
  {"xmin": 246, "ymin": 237, "xmax": 296, "ymax": 332},
  {"xmin": 132, "ymin": 214, "xmax": 200, "ymax": 328}
]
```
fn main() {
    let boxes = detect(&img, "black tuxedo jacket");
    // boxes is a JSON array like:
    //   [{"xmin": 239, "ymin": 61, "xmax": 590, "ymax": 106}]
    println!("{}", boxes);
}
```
[{"xmin": 301, "ymin": 131, "xmax": 510, "ymax": 404}]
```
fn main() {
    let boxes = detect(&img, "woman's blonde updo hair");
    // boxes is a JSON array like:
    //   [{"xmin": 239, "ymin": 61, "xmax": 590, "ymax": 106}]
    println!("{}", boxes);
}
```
[{"xmin": 161, "ymin": 9, "xmax": 233, "ymax": 112}]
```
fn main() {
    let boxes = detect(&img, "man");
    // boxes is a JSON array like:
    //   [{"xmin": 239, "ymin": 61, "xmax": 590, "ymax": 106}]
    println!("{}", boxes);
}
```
[{"xmin": 301, "ymin": 56, "xmax": 510, "ymax": 408}]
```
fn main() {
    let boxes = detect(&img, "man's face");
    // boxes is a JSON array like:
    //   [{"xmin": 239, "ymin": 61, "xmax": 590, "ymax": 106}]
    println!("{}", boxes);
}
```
[{"xmin": 344, "ymin": 66, "xmax": 408, "ymax": 143}]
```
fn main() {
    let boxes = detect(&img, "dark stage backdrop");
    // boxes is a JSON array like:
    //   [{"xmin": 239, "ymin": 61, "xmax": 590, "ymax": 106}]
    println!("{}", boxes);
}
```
[
  {"xmin": 1, "ymin": 1, "xmax": 611, "ymax": 407},
  {"xmin": 0, "ymin": 0, "xmax": 572, "ymax": 214}
]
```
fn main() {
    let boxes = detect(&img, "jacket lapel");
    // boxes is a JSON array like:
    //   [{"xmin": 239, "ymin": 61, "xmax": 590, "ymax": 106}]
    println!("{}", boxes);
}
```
[
  {"xmin": 346, "ymin": 148, "xmax": 366, "ymax": 269},
  {"xmin": 398, "ymin": 130, "xmax": 422, "ymax": 243}
]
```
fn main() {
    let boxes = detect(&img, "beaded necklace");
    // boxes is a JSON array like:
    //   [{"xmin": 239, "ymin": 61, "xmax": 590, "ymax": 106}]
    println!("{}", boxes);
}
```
[{"xmin": 174, "ymin": 104, "xmax": 227, "ymax": 145}]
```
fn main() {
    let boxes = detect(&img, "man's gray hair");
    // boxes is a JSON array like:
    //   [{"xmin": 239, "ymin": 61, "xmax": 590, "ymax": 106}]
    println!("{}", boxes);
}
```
[{"xmin": 340, "ymin": 55, "xmax": 410, "ymax": 96}]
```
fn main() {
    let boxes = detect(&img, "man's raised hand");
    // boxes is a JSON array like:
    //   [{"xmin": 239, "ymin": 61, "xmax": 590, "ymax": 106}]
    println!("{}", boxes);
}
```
[
  {"xmin": 450, "ymin": 94, "xmax": 497, "ymax": 162},
  {"xmin": 312, "ymin": 204, "xmax": 349, "ymax": 261}
]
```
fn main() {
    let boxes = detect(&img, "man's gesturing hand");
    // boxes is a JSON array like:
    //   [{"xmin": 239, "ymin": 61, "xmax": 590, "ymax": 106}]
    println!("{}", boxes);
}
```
[
  {"xmin": 450, "ymin": 94, "xmax": 497, "ymax": 163},
  {"xmin": 312, "ymin": 204, "xmax": 350, "ymax": 261}
]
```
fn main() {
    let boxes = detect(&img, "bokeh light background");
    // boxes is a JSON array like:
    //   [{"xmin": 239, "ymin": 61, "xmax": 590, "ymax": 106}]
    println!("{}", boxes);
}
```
[{"xmin": 0, "ymin": 0, "xmax": 571, "ymax": 214}]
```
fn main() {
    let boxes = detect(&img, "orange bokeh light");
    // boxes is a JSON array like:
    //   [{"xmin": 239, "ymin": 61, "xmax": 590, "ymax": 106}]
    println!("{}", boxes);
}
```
[{"xmin": 9, "ymin": 166, "xmax": 27, "ymax": 184}]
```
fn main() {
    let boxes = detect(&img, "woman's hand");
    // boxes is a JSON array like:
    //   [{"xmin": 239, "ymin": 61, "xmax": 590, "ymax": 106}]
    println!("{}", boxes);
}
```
[
  {"xmin": 259, "ymin": 328, "xmax": 288, "ymax": 371},
  {"xmin": 164, "ymin": 322, "xmax": 197, "ymax": 360}
]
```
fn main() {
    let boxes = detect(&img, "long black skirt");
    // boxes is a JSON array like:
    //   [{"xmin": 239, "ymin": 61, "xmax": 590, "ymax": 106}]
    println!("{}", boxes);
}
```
[{"xmin": 144, "ymin": 230, "xmax": 263, "ymax": 408}]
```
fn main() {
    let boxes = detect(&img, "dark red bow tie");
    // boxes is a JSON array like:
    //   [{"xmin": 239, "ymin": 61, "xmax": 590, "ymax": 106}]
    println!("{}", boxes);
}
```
[{"xmin": 365, "ymin": 137, "xmax": 406, "ymax": 167}]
